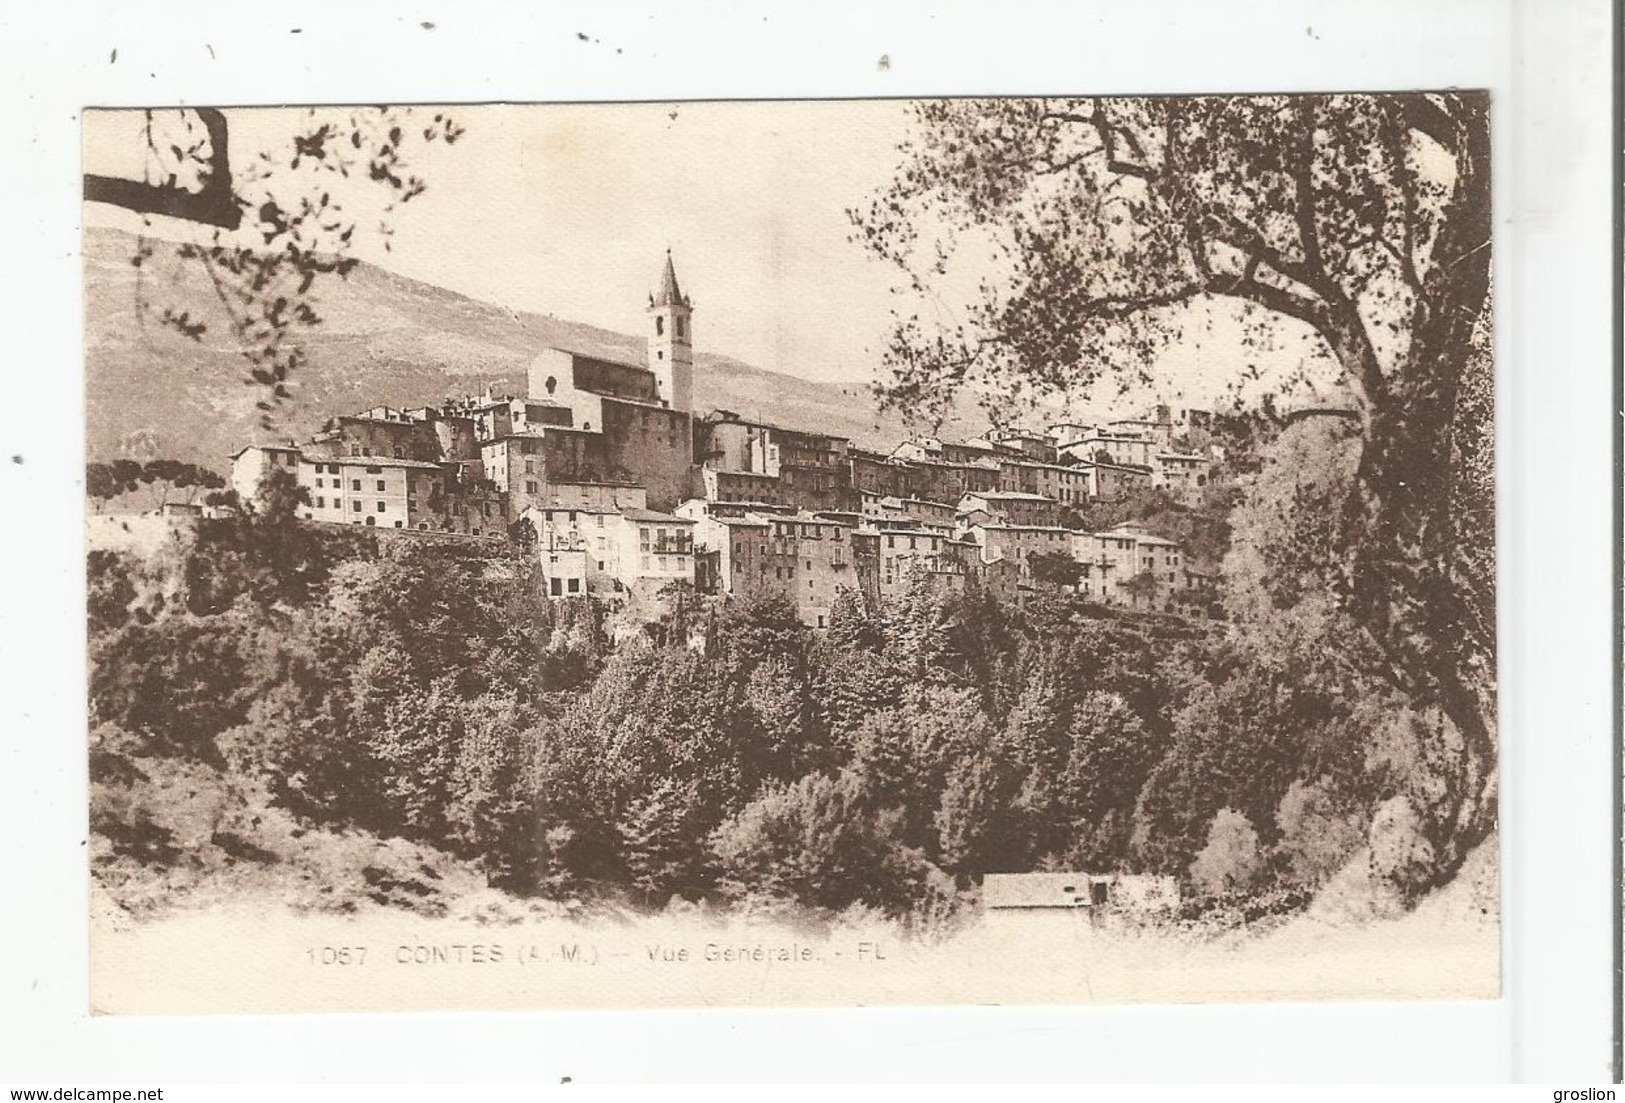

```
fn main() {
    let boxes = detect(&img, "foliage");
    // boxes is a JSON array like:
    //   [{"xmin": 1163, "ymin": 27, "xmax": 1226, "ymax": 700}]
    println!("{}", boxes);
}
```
[
  {"xmin": 85, "ymin": 458, "xmax": 226, "ymax": 510},
  {"xmin": 850, "ymin": 92, "xmax": 1496, "ymax": 889},
  {"xmin": 1028, "ymin": 550, "xmax": 1082, "ymax": 589},
  {"xmin": 709, "ymin": 770, "xmax": 930, "ymax": 916},
  {"xmin": 94, "ymin": 107, "xmax": 465, "ymax": 426},
  {"xmin": 1274, "ymin": 777, "xmax": 1368, "ymax": 889},
  {"xmin": 84, "ymin": 487, "xmax": 1477, "ymax": 921},
  {"xmin": 1189, "ymin": 808, "xmax": 1265, "ymax": 898}
]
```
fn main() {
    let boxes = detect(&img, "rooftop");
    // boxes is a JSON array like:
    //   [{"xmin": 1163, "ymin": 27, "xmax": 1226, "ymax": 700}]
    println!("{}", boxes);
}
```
[
  {"xmin": 311, "ymin": 454, "xmax": 444, "ymax": 470},
  {"xmin": 962, "ymin": 491, "xmax": 1058, "ymax": 502},
  {"xmin": 621, "ymin": 508, "xmax": 696, "ymax": 525},
  {"xmin": 652, "ymin": 250, "xmax": 688, "ymax": 309}
]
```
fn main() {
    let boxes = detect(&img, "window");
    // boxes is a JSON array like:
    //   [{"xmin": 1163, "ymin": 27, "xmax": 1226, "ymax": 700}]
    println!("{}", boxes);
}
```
[
  {"xmin": 567, "ymin": 578, "xmax": 580, "ymax": 594},
  {"xmin": 526, "ymin": 481, "xmax": 539, "ymax": 495},
  {"xmin": 676, "ymin": 316, "xmax": 685, "ymax": 339},
  {"xmin": 315, "ymin": 478, "xmax": 323, "ymax": 488},
  {"xmin": 549, "ymin": 578, "xmax": 562, "ymax": 596},
  {"xmin": 655, "ymin": 315, "xmax": 665, "ymax": 336},
  {"xmin": 350, "ymin": 479, "xmax": 361, "ymax": 491},
  {"xmin": 376, "ymin": 480, "xmax": 386, "ymax": 492},
  {"xmin": 393, "ymin": 521, "xmax": 403, "ymax": 529},
  {"xmin": 376, "ymin": 501, "xmax": 386, "ymax": 512},
  {"xmin": 316, "ymin": 496, "xmax": 325, "ymax": 508},
  {"xmin": 352, "ymin": 501, "xmax": 362, "ymax": 512},
  {"xmin": 365, "ymin": 515, "xmax": 375, "ymax": 526}
]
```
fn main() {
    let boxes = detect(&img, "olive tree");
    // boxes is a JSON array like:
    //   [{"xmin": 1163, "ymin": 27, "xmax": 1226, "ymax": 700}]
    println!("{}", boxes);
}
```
[{"xmin": 850, "ymin": 93, "xmax": 1493, "ymax": 888}]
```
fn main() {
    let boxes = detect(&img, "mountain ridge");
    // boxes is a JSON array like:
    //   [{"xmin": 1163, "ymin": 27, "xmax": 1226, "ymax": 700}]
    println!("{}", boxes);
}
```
[{"xmin": 83, "ymin": 226, "xmax": 978, "ymax": 469}]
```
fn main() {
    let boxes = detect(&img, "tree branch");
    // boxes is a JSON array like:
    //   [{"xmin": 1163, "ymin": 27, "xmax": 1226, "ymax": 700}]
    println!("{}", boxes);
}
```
[
  {"xmin": 1396, "ymin": 93, "xmax": 1459, "ymax": 152},
  {"xmin": 83, "ymin": 108, "xmax": 242, "ymax": 230},
  {"xmin": 1038, "ymin": 106, "xmax": 1155, "ymax": 180}
]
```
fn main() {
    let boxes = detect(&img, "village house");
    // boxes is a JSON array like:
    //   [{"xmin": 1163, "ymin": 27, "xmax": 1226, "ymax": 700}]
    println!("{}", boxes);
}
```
[
  {"xmin": 987, "ymin": 426, "xmax": 1060, "ymax": 464},
  {"xmin": 295, "ymin": 454, "xmax": 447, "ymax": 531},
  {"xmin": 1057, "ymin": 432, "xmax": 1158, "ymax": 470},
  {"xmin": 1152, "ymin": 449, "xmax": 1214, "ymax": 496},
  {"xmin": 682, "ymin": 500, "xmax": 858, "ymax": 627},
  {"xmin": 994, "ymin": 457, "xmax": 1093, "ymax": 506},
  {"xmin": 964, "ymin": 522, "xmax": 1073, "ymax": 576},
  {"xmin": 226, "ymin": 256, "xmax": 1222, "ymax": 624},
  {"xmin": 957, "ymin": 490, "xmax": 1065, "ymax": 528},
  {"xmin": 694, "ymin": 410, "xmax": 854, "ymax": 514},
  {"xmin": 868, "ymin": 519, "xmax": 965, "ymax": 596},
  {"xmin": 982, "ymin": 871, "xmax": 1179, "ymax": 916}
]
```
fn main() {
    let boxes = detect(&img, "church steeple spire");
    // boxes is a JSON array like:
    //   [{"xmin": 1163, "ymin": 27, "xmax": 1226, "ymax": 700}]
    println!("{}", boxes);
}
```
[
  {"xmin": 647, "ymin": 249, "xmax": 693, "ymax": 413},
  {"xmin": 653, "ymin": 248, "xmax": 688, "ymax": 308}
]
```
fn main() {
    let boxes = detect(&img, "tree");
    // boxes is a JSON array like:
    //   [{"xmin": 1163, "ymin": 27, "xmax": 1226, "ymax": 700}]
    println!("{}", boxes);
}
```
[
  {"xmin": 709, "ymin": 770, "xmax": 929, "ymax": 915},
  {"xmin": 851, "ymin": 93, "xmax": 1494, "ymax": 889},
  {"xmin": 1189, "ymin": 807, "xmax": 1265, "ymax": 897},
  {"xmin": 1028, "ymin": 550, "xmax": 1083, "ymax": 590},
  {"xmin": 85, "ymin": 464, "xmax": 122, "ymax": 511},
  {"xmin": 132, "ymin": 459, "xmax": 226, "ymax": 509},
  {"xmin": 86, "ymin": 107, "xmax": 464, "ymax": 425},
  {"xmin": 617, "ymin": 778, "xmax": 713, "ymax": 904},
  {"xmin": 935, "ymin": 754, "xmax": 1028, "ymax": 879}
]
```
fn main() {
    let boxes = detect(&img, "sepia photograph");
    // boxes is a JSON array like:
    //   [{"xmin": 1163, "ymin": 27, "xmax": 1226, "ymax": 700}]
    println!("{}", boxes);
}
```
[{"xmin": 80, "ymin": 93, "xmax": 1499, "ymax": 1013}]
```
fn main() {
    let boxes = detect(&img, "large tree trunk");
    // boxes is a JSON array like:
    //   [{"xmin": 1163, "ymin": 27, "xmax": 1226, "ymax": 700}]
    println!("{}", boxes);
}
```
[{"xmin": 1339, "ymin": 98, "xmax": 1496, "ymax": 886}]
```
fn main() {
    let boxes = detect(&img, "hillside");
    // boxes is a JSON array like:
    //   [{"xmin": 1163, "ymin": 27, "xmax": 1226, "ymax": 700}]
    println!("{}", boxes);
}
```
[{"xmin": 84, "ymin": 226, "xmax": 976, "ymax": 469}]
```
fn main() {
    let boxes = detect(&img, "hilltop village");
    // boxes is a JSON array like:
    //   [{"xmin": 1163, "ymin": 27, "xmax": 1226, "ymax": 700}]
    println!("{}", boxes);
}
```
[{"xmin": 229, "ymin": 254, "xmax": 1224, "ymax": 626}]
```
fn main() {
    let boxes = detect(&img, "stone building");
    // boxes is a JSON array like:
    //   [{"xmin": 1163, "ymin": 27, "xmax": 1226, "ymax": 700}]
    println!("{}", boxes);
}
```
[
  {"xmin": 996, "ymin": 457, "xmax": 1093, "ymax": 506},
  {"xmin": 957, "ymin": 490, "xmax": 1065, "ymax": 528},
  {"xmin": 694, "ymin": 410, "xmax": 855, "ymax": 514},
  {"xmin": 1152, "ymin": 449, "xmax": 1214, "ymax": 496},
  {"xmin": 965, "ymin": 522, "xmax": 1074, "ymax": 576},
  {"xmin": 1057, "ymin": 432, "xmax": 1158, "ymax": 470},
  {"xmin": 849, "ymin": 448, "xmax": 918, "ymax": 500},
  {"xmin": 681, "ymin": 499, "xmax": 858, "ymax": 629},
  {"xmin": 228, "ymin": 444, "xmax": 301, "ymax": 506},
  {"xmin": 988, "ymin": 427, "xmax": 1060, "ymax": 464}
]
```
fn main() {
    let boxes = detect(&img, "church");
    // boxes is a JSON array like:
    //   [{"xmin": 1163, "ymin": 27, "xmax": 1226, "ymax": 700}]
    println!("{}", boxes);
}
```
[{"xmin": 484, "ymin": 250, "xmax": 699, "ymax": 514}]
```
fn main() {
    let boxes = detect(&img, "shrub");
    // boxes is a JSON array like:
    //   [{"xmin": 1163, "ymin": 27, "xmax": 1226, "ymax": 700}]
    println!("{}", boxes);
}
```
[
  {"xmin": 1368, "ymin": 794, "xmax": 1436, "ymax": 902},
  {"xmin": 1189, "ymin": 807, "xmax": 1264, "ymax": 897},
  {"xmin": 1274, "ymin": 777, "xmax": 1367, "ymax": 888},
  {"xmin": 709, "ymin": 770, "xmax": 931, "ymax": 916}
]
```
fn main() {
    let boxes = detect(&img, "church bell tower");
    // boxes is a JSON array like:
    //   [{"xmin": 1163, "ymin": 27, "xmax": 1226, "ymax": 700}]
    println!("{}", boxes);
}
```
[{"xmin": 647, "ymin": 250, "xmax": 693, "ymax": 414}]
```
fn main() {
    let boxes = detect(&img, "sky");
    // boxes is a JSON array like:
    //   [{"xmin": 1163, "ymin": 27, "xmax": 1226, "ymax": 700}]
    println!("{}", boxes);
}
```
[
  {"xmin": 82, "ymin": 102, "xmax": 1345, "ymax": 419},
  {"xmin": 84, "ymin": 102, "xmax": 919, "ymax": 388}
]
